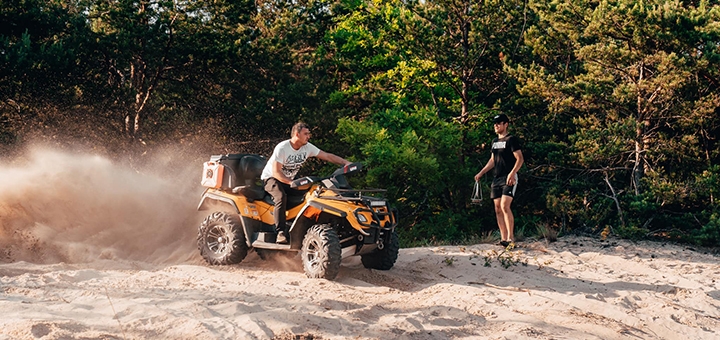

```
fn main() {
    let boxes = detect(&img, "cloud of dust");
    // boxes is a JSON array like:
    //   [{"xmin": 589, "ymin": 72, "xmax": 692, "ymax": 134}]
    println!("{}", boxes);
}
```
[{"xmin": 0, "ymin": 146, "xmax": 208, "ymax": 265}]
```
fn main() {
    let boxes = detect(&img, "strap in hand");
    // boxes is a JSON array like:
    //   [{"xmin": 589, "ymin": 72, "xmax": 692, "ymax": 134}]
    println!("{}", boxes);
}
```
[{"xmin": 471, "ymin": 180, "xmax": 483, "ymax": 204}]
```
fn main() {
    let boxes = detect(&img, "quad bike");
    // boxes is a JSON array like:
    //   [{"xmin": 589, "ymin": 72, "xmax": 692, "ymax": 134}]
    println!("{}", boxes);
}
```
[{"xmin": 196, "ymin": 154, "xmax": 399, "ymax": 280}]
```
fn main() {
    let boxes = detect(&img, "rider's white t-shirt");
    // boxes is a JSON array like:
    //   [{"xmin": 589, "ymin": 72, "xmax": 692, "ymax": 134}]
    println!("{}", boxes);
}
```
[{"xmin": 261, "ymin": 140, "xmax": 321, "ymax": 181}]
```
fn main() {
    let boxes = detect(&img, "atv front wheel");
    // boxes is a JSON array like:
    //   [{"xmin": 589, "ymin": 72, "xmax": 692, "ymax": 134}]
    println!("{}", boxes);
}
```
[
  {"xmin": 198, "ymin": 212, "xmax": 248, "ymax": 265},
  {"xmin": 361, "ymin": 230, "xmax": 399, "ymax": 270},
  {"xmin": 301, "ymin": 224, "xmax": 341, "ymax": 280}
]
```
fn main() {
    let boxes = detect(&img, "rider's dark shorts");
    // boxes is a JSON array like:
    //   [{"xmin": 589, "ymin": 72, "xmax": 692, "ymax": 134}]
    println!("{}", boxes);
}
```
[{"xmin": 490, "ymin": 174, "xmax": 518, "ymax": 200}]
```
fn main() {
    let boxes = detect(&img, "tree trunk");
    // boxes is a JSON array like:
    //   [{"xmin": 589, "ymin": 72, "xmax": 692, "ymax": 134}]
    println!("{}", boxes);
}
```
[
  {"xmin": 125, "ymin": 114, "xmax": 131, "ymax": 136},
  {"xmin": 461, "ymin": 72, "xmax": 468, "ymax": 123},
  {"xmin": 134, "ymin": 111, "xmax": 141, "ymax": 136},
  {"xmin": 460, "ymin": 14, "xmax": 470, "ymax": 124},
  {"xmin": 633, "ymin": 123, "xmax": 644, "ymax": 196}
]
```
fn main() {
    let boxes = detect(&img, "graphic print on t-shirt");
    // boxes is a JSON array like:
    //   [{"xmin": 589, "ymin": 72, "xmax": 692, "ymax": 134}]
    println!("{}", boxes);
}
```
[
  {"xmin": 493, "ymin": 141, "xmax": 507, "ymax": 149},
  {"xmin": 282, "ymin": 153, "xmax": 307, "ymax": 179}
]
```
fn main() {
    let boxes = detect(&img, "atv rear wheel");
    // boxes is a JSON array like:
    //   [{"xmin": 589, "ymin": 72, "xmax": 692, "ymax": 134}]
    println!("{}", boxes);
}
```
[
  {"xmin": 198, "ymin": 212, "xmax": 248, "ymax": 265},
  {"xmin": 301, "ymin": 224, "xmax": 341, "ymax": 280},
  {"xmin": 361, "ymin": 230, "xmax": 399, "ymax": 270}
]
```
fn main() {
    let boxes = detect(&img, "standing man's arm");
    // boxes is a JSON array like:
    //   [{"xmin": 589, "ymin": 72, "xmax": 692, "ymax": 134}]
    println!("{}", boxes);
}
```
[
  {"xmin": 317, "ymin": 150, "xmax": 351, "ymax": 166},
  {"xmin": 506, "ymin": 150, "xmax": 524, "ymax": 186},
  {"xmin": 475, "ymin": 155, "xmax": 495, "ymax": 182},
  {"xmin": 271, "ymin": 161, "xmax": 294, "ymax": 185}
]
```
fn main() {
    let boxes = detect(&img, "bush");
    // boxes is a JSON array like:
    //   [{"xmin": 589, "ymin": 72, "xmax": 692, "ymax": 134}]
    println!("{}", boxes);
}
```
[{"xmin": 693, "ymin": 213, "xmax": 720, "ymax": 247}]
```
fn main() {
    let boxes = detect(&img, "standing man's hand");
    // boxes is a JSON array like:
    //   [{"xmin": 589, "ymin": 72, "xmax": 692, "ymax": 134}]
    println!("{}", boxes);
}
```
[
  {"xmin": 506, "ymin": 173, "xmax": 516, "ymax": 186},
  {"xmin": 474, "ymin": 172, "xmax": 482, "ymax": 182},
  {"xmin": 506, "ymin": 149, "xmax": 523, "ymax": 186}
]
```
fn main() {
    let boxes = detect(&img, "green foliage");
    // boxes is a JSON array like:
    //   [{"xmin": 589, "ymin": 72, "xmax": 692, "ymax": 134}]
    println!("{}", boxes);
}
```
[
  {"xmin": 337, "ymin": 107, "xmax": 479, "ymax": 244},
  {"xmin": 0, "ymin": 0, "xmax": 91, "ymax": 102},
  {"xmin": 337, "ymin": 108, "xmax": 446, "ymax": 191},
  {"xmin": 695, "ymin": 165, "xmax": 720, "ymax": 200},
  {"xmin": 2, "ymin": 0, "xmax": 720, "ymax": 250},
  {"xmin": 535, "ymin": 222, "xmax": 559, "ymax": 242},
  {"xmin": 510, "ymin": 0, "xmax": 720, "ymax": 245},
  {"xmin": 336, "ymin": 106, "xmax": 513, "ymax": 248},
  {"xmin": 614, "ymin": 224, "xmax": 650, "ymax": 241},
  {"xmin": 442, "ymin": 256, "xmax": 457, "ymax": 266},
  {"xmin": 482, "ymin": 248, "xmax": 528, "ymax": 269},
  {"xmin": 694, "ymin": 213, "xmax": 720, "ymax": 247}
]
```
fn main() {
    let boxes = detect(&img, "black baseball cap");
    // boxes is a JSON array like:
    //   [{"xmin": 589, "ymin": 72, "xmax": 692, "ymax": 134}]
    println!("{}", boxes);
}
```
[{"xmin": 493, "ymin": 114, "xmax": 510, "ymax": 124}]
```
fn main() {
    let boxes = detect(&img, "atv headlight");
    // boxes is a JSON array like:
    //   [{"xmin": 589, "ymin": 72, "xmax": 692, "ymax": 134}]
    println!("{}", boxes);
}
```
[
  {"xmin": 357, "ymin": 214, "xmax": 368, "ymax": 223},
  {"xmin": 369, "ymin": 200, "xmax": 386, "ymax": 207}
]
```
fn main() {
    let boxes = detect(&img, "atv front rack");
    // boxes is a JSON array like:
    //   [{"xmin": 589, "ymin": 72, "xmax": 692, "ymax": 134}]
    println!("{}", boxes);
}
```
[
  {"xmin": 318, "ymin": 187, "xmax": 387, "ymax": 198},
  {"xmin": 314, "ymin": 188, "xmax": 398, "ymax": 230}
]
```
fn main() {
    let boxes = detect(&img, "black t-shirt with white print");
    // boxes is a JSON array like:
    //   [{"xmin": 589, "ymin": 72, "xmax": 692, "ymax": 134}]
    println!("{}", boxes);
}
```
[{"xmin": 491, "ymin": 135, "xmax": 521, "ymax": 178}]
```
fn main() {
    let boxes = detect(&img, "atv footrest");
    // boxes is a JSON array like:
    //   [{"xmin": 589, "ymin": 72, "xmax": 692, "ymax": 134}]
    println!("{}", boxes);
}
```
[
  {"xmin": 251, "ymin": 240, "xmax": 293, "ymax": 250},
  {"xmin": 257, "ymin": 232, "xmax": 277, "ymax": 243}
]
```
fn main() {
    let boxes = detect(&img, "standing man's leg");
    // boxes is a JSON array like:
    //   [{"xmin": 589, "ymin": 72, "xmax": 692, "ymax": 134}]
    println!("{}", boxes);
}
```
[
  {"xmin": 264, "ymin": 178, "xmax": 289, "ymax": 243},
  {"xmin": 499, "ymin": 195, "xmax": 515, "ymax": 242},
  {"xmin": 493, "ymin": 198, "xmax": 508, "ymax": 241},
  {"xmin": 499, "ymin": 173, "xmax": 518, "ymax": 243}
]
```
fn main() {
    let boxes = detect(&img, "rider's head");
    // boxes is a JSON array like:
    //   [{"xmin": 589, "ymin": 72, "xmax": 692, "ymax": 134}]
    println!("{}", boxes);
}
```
[{"xmin": 291, "ymin": 122, "xmax": 312, "ymax": 145}]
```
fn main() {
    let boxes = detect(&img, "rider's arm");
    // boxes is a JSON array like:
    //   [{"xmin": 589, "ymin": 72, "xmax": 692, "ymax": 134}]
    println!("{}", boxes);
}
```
[
  {"xmin": 271, "ymin": 161, "xmax": 294, "ymax": 185},
  {"xmin": 316, "ymin": 150, "xmax": 351, "ymax": 166},
  {"xmin": 475, "ymin": 155, "xmax": 495, "ymax": 182}
]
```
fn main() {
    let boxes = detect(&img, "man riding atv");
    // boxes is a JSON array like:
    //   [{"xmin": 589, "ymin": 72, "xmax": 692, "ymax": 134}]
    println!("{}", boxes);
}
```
[
  {"xmin": 196, "ymin": 124, "xmax": 399, "ymax": 280},
  {"xmin": 261, "ymin": 122, "xmax": 350, "ymax": 244}
]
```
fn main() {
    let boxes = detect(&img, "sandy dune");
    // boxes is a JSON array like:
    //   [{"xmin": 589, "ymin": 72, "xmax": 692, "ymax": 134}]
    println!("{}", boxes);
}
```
[
  {"xmin": 1, "ymin": 149, "xmax": 719, "ymax": 339},
  {"xmin": 1, "ymin": 238, "xmax": 719, "ymax": 339}
]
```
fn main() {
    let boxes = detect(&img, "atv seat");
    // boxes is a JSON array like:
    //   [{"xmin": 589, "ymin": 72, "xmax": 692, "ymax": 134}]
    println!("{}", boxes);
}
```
[
  {"xmin": 212, "ymin": 153, "xmax": 309, "ymax": 205},
  {"xmin": 232, "ymin": 154, "xmax": 267, "ymax": 201},
  {"xmin": 213, "ymin": 154, "xmax": 267, "ymax": 201}
]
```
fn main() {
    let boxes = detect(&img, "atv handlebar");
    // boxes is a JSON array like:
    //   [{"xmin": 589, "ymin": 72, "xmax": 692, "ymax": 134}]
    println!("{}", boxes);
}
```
[
  {"xmin": 290, "ymin": 176, "xmax": 321, "ymax": 190},
  {"xmin": 332, "ymin": 162, "xmax": 362, "ymax": 176},
  {"xmin": 290, "ymin": 162, "xmax": 363, "ymax": 190}
]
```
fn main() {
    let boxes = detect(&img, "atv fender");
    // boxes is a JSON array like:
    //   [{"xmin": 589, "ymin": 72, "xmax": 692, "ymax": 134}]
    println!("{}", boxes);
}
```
[
  {"xmin": 238, "ymin": 215, "xmax": 263, "ymax": 248},
  {"xmin": 197, "ymin": 190, "xmax": 240, "ymax": 213},
  {"xmin": 305, "ymin": 201, "xmax": 347, "ymax": 218},
  {"xmin": 291, "ymin": 201, "xmax": 348, "ymax": 232}
]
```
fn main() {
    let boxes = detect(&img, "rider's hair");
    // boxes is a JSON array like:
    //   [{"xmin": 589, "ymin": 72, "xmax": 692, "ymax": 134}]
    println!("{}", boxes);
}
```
[{"xmin": 291, "ymin": 122, "xmax": 310, "ymax": 137}]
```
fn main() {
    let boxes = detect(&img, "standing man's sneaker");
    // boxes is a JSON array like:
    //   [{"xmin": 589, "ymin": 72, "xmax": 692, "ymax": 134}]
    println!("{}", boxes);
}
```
[{"xmin": 276, "ymin": 230, "xmax": 289, "ymax": 244}]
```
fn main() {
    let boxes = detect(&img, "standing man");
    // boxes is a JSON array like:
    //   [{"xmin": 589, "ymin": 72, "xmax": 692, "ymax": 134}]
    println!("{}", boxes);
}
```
[
  {"xmin": 475, "ymin": 114, "xmax": 524, "ymax": 247},
  {"xmin": 261, "ymin": 122, "xmax": 350, "ymax": 244}
]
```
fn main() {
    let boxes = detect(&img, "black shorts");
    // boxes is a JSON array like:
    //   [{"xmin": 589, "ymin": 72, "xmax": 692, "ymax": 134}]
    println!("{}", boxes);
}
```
[{"xmin": 490, "ymin": 174, "xmax": 518, "ymax": 199}]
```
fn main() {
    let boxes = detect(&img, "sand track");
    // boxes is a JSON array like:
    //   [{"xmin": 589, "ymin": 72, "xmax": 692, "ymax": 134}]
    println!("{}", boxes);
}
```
[{"xmin": 1, "ymin": 149, "xmax": 719, "ymax": 339}]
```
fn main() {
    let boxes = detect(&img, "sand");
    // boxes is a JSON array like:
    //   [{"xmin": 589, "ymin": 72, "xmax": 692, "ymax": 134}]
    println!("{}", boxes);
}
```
[{"xmin": 1, "ymin": 148, "xmax": 719, "ymax": 339}]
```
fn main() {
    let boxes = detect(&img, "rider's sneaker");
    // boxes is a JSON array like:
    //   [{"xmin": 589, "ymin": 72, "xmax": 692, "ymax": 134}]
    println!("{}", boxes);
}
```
[{"xmin": 276, "ymin": 231, "xmax": 289, "ymax": 244}]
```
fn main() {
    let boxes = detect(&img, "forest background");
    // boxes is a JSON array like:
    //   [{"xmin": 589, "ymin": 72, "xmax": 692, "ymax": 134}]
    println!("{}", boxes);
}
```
[{"xmin": 2, "ymin": 0, "xmax": 719, "ymax": 248}]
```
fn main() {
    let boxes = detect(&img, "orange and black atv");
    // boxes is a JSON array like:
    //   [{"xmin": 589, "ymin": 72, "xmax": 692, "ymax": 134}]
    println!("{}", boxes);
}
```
[{"xmin": 196, "ymin": 154, "xmax": 399, "ymax": 280}]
